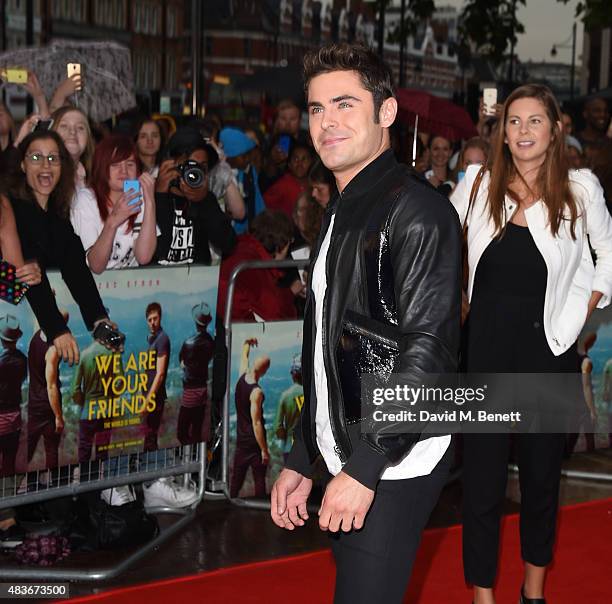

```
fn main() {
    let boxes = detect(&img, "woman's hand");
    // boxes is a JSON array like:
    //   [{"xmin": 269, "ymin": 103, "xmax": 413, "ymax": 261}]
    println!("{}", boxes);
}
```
[
  {"xmin": 55, "ymin": 75, "xmax": 81, "ymax": 98},
  {"xmin": 21, "ymin": 71, "xmax": 49, "ymax": 116},
  {"xmin": 290, "ymin": 279, "xmax": 306, "ymax": 298},
  {"xmin": 13, "ymin": 113, "xmax": 40, "ymax": 147},
  {"xmin": 139, "ymin": 172, "xmax": 156, "ymax": 207},
  {"xmin": 107, "ymin": 189, "xmax": 142, "ymax": 228},
  {"xmin": 53, "ymin": 332, "xmax": 80, "ymax": 366},
  {"xmin": 15, "ymin": 260, "xmax": 41, "ymax": 286},
  {"xmin": 93, "ymin": 318, "xmax": 124, "ymax": 353}
]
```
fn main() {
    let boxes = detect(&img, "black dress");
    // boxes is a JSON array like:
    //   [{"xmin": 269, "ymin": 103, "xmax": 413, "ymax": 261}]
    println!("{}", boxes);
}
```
[{"xmin": 462, "ymin": 221, "xmax": 575, "ymax": 588}]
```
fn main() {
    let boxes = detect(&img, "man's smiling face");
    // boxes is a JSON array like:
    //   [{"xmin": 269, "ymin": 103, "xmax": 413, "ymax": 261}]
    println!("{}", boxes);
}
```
[{"xmin": 307, "ymin": 70, "xmax": 396, "ymax": 189}]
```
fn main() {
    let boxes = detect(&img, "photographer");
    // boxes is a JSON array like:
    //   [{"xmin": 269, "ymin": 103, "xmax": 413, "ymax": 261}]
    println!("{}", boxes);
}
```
[{"xmin": 155, "ymin": 127, "xmax": 236, "ymax": 265}]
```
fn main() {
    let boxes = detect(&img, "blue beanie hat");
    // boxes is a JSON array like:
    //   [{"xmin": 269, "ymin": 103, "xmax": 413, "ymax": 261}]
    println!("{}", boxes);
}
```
[{"xmin": 219, "ymin": 127, "xmax": 256, "ymax": 158}]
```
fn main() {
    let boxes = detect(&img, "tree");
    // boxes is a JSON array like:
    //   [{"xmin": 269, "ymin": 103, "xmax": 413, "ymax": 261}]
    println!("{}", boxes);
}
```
[
  {"xmin": 458, "ymin": 0, "xmax": 526, "ymax": 67},
  {"xmin": 556, "ymin": 0, "xmax": 612, "ymax": 29}
]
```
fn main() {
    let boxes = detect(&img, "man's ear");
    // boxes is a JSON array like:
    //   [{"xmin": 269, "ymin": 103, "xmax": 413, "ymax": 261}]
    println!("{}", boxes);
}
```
[
  {"xmin": 20, "ymin": 161, "xmax": 25, "ymax": 173},
  {"xmin": 379, "ymin": 97, "xmax": 398, "ymax": 129}
]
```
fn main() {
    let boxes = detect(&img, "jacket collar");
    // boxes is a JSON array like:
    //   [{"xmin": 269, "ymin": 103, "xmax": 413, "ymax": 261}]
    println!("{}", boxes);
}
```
[
  {"xmin": 341, "ymin": 148, "xmax": 397, "ymax": 197},
  {"xmin": 328, "ymin": 148, "xmax": 397, "ymax": 211}
]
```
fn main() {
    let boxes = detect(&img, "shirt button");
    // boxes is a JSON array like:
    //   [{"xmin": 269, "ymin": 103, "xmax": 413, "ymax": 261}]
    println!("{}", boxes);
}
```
[{"xmin": 533, "ymin": 321, "xmax": 540, "ymax": 328}]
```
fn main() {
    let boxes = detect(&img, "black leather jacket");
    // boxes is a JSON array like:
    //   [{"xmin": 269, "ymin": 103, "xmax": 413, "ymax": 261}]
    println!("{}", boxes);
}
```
[{"xmin": 285, "ymin": 149, "xmax": 462, "ymax": 490}]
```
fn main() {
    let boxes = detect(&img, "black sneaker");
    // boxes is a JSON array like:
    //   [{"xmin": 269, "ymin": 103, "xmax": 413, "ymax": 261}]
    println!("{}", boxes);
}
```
[{"xmin": 0, "ymin": 524, "xmax": 25, "ymax": 549}]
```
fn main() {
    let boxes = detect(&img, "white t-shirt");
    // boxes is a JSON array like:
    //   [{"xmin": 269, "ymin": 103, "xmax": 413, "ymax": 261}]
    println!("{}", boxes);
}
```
[
  {"xmin": 312, "ymin": 214, "xmax": 451, "ymax": 481},
  {"xmin": 70, "ymin": 187, "xmax": 147, "ymax": 270}
]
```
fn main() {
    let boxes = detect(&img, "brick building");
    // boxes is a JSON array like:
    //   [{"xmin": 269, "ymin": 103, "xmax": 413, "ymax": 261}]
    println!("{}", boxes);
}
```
[{"xmin": 0, "ymin": 0, "xmax": 185, "ymax": 115}]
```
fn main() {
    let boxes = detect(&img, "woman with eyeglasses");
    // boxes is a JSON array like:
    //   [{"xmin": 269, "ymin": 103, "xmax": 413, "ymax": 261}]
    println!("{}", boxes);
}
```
[
  {"xmin": 70, "ymin": 134, "xmax": 157, "ymax": 273},
  {"xmin": 451, "ymin": 84, "xmax": 612, "ymax": 604},
  {"xmin": 4, "ymin": 130, "xmax": 114, "ymax": 365}
]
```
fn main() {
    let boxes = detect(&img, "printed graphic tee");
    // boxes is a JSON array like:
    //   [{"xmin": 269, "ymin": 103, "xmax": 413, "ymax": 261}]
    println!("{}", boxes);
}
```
[{"xmin": 71, "ymin": 187, "xmax": 157, "ymax": 270}]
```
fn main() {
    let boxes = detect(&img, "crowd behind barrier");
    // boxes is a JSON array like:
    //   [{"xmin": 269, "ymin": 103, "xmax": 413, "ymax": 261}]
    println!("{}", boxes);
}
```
[{"xmin": 0, "ymin": 62, "xmax": 611, "ymax": 572}]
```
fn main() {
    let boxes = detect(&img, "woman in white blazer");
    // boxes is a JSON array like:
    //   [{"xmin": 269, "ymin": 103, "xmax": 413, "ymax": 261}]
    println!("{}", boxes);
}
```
[{"xmin": 450, "ymin": 83, "xmax": 612, "ymax": 604}]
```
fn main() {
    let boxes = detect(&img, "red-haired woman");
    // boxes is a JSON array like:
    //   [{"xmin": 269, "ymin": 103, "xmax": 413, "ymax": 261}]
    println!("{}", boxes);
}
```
[
  {"xmin": 70, "ymin": 135, "xmax": 157, "ymax": 273},
  {"xmin": 451, "ymin": 84, "xmax": 612, "ymax": 603}
]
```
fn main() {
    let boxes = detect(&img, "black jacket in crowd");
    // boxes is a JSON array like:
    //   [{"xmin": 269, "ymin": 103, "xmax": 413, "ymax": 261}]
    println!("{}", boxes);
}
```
[
  {"xmin": 155, "ymin": 191, "xmax": 237, "ymax": 265},
  {"xmin": 285, "ymin": 149, "xmax": 462, "ymax": 490},
  {"xmin": 9, "ymin": 196, "xmax": 107, "ymax": 342}
]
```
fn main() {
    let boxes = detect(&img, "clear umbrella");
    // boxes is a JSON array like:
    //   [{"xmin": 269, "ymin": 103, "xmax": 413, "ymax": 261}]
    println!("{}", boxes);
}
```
[{"xmin": 0, "ymin": 39, "xmax": 136, "ymax": 122}]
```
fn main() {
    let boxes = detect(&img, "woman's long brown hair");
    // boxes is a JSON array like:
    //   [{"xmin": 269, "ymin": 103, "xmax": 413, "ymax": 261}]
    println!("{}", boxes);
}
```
[{"xmin": 487, "ymin": 84, "xmax": 578, "ymax": 238}]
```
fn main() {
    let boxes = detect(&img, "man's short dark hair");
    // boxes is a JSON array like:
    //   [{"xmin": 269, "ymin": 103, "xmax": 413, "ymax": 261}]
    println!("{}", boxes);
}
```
[
  {"xmin": 250, "ymin": 211, "xmax": 294, "ymax": 254},
  {"xmin": 303, "ymin": 43, "xmax": 395, "ymax": 122},
  {"xmin": 146, "ymin": 302, "xmax": 162, "ymax": 318}
]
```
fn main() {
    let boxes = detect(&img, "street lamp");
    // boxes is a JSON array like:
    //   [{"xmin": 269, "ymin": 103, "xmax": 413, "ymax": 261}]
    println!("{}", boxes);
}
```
[{"xmin": 551, "ymin": 22, "xmax": 577, "ymax": 101}]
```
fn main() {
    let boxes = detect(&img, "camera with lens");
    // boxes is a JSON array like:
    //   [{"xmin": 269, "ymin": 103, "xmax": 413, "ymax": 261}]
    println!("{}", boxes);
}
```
[{"xmin": 170, "ymin": 159, "xmax": 207, "ymax": 190}]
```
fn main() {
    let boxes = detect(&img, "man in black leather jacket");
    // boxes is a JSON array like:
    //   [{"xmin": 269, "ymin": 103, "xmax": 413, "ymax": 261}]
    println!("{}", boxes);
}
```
[{"xmin": 270, "ymin": 44, "xmax": 462, "ymax": 603}]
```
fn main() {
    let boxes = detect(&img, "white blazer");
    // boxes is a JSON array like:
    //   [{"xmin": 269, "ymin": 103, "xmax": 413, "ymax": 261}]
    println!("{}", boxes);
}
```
[{"xmin": 450, "ymin": 165, "xmax": 612, "ymax": 356}]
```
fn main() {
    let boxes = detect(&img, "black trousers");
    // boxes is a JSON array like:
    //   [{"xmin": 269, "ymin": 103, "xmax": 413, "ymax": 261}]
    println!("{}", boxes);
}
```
[
  {"xmin": 329, "ymin": 441, "xmax": 453, "ymax": 604},
  {"xmin": 462, "ymin": 432, "xmax": 565, "ymax": 587}
]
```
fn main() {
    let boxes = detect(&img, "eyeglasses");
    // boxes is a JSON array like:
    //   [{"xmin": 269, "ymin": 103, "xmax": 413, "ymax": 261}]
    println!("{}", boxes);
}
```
[{"xmin": 25, "ymin": 152, "xmax": 61, "ymax": 166}]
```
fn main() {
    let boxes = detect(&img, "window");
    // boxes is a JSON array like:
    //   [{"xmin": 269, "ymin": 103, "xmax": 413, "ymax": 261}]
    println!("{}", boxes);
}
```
[
  {"xmin": 165, "ymin": 54, "xmax": 176, "ymax": 89},
  {"xmin": 167, "ymin": 5, "xmax": 177, "ymax": 38}
]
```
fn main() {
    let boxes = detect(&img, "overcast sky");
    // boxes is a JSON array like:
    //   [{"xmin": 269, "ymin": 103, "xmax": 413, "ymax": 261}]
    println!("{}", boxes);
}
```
[{"xmin": 440, "ymin": 0, "xmax": 584, "ymax": 64}]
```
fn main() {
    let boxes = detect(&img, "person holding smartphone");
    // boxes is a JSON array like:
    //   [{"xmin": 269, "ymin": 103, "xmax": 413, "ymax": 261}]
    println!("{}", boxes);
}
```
[{"xmin": 70, "ymin": 135, "xmax": 157, "ymax": 272}]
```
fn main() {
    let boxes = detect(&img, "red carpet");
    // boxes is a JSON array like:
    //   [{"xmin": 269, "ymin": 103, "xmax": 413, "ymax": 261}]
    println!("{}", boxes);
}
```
[{"xmin": 64, "ymin": 498, "xmax": 612, "ymax": 603}]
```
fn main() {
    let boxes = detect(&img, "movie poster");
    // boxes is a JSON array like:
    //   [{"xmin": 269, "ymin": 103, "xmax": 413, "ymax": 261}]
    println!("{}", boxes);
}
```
[
  {"xmin": 0, "ymin": 265, "xmax": 219, "ymax": 474},
  {"xmin": 579, "ymin": 304, "xmax": 612, "ymax": 451},
  {"xmin": 228, "ymin": 321, "xmax": 303, "ymax": 499}
]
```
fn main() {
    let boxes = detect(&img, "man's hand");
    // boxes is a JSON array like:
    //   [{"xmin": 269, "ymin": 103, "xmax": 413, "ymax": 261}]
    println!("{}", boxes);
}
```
[
  {"xmin": 261, "ymin": 449, "xmax": 270, "ymax": 465},
  {"xmin": 155, "ymin": 159, "xmax": 177, "ymax": 193},
  {"xmin": 271, "ymin": 468, "xmax": 312, "ymax": 530},
  {"xmin": 53, "ymin": 333, "xmax": 80, "ymax": 366},
  {"xmin": 318, "ymin": 471, "xmax": 374, "ymax": 533},
  {"xmin": 55, "ymin": 415, "xmax": 65, "ymax": 434}
]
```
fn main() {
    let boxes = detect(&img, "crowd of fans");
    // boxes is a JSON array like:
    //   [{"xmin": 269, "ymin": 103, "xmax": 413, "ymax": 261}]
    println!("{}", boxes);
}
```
[
  {"xmin": 0, "ymin": 70, "xmax": 611, "ymax": 533},
  {"xmin": 2, "ymin": 72, "xmax": 611, "ymax": 332}
]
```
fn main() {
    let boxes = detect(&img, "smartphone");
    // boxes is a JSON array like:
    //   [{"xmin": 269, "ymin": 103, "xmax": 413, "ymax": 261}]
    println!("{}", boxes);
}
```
[
  {"xmin": 278, "ymin": 134, "xmax": 291, "ymax": 155},
  {"xmin": 483, "ymin": 88, "xmax": 498, "ymax": 117},
  {"xmin": 123, "ymin": 180, "xmax": 142, "ymax": 206},
  {"xmin": 1, "ymin": 68, "xmax": 28, "ymax": 84},
  {"xmin": 32, "ymin": 118, "xmax": 54, "ymax": 133},
  {"xmin": 67, "ymin": 63, "xmax": 82, "ymax": 90},
  {"xmin": 93, "ymin": 321, "xmax": 126, "ymax": 351},
  {"xmin": 0, "ymin": 259, "xmax": 29, "ymax": 305}
]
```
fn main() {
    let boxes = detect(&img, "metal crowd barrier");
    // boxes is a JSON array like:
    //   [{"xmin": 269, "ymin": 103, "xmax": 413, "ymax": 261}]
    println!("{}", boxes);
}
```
[
  {"xmin": 0, "ymin": 444, "xmax": 206, "ymax": 581},
  {"xmin": 213, "ymin": 260, "xmax": 612, "ymax": 513},
  {"xmin": 212, "ymin": 259, "xmax": 309, "ymax": 511}
]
